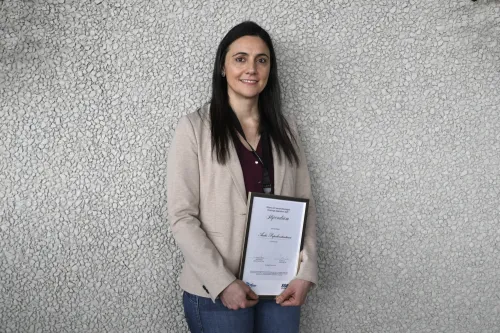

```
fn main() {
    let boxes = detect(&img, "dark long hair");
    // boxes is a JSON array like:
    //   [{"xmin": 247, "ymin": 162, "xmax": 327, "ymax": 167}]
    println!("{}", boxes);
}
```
[{"xmin": 209, "ymin": 21, "xmax": 299, "ymax": 165}]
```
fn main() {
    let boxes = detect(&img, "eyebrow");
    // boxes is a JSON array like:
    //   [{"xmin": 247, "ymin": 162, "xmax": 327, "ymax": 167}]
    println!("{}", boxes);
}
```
[{"xmin": 232, "ymin": 52, "xmax": 270, "ymax": 58}]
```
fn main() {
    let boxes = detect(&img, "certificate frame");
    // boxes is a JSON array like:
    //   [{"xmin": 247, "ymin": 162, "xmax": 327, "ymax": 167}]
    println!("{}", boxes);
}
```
[{"xmin": 238, "ymin": 192, "xmax": 309, "ymax": 299}]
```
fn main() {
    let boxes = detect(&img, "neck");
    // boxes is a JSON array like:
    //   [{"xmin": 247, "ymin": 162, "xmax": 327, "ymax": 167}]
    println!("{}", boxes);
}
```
[{"xmin": 228, "ymin": 94, "xmax": 260, "ymax": 124}]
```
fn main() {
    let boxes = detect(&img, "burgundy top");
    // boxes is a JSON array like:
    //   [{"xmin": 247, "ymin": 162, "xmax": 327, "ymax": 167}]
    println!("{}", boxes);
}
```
[{"xmin": 235, "ymin": 138, "xmax": 274, "ymax": 196}]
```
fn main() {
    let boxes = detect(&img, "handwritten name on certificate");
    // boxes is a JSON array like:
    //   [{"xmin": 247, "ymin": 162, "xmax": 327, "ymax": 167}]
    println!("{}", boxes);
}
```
[{"xmin": 240, "ymin": 193, "xmax": 308, "ymax": 297}]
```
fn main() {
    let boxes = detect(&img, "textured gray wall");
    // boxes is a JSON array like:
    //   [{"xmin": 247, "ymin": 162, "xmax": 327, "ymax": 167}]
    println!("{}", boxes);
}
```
[{"xmin": 1, "ymin": 0, "xmax": 500, "ymax": 332}]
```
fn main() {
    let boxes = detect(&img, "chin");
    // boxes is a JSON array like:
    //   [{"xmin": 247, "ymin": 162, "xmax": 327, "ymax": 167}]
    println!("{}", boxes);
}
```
[
  {"xmin": 239, "ymin": 92, "xmax": 261, "ymax": 99},
  {"xmin": 240, "ymin": 88, "xmax": 265, "ymax": 98}
]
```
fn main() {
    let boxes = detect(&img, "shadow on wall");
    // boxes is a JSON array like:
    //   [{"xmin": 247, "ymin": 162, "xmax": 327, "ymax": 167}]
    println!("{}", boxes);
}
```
[
  {"xmin": 466, "ymin": 0, "xmax": 500, "ymax": 8},
  {"xmin": 471, "ymin": 0, "xmax": 500, "ymax": 3},
  {"xmin": 452, "ymin": 0, "xmax": 500, "ymax": 52}
]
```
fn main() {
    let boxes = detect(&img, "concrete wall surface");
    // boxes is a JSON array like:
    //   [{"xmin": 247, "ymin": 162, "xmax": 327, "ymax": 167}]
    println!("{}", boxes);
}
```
[{"xmin": 1, "ymin": 0, "xmax": 499, "ymax": 332}]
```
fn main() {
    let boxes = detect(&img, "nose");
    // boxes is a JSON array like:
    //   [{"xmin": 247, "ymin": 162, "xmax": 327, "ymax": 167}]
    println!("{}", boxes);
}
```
[{"xmin": 246, "ymin": 62, "xmax": 257, "ymax": 74}]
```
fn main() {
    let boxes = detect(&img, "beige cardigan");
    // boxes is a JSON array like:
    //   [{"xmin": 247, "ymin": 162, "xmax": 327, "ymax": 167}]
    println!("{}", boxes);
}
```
[{"xmin": 167, "ymin": 104, "xmax": 318, "ymax": 301}]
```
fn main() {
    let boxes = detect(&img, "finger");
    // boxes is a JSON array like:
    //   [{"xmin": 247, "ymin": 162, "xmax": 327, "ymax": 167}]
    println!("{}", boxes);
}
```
[
  {"xmin": 241, "ymin": 282, "xmax": 258, "ymax": 300},
  {"xmin": 224, "ymin": 302, "xmax": 235, "ymax": 310},
  {"xmin": 246, "ymin": 288, "xmax": 258, "ymax": 300},
  {"xmin": 280, "ymin": 298, "xmax": 299, "ymax": 307},
  {"xmin": 276, "ymin": 286, "xmax": 295, "ymax": 304},
  {"xmin": 243, "ymin": 298, "xmax": 259, "ymax": 308},
  {"xmin": 276, "ymin": 288, "xmax": 293, "ymax": 304}
]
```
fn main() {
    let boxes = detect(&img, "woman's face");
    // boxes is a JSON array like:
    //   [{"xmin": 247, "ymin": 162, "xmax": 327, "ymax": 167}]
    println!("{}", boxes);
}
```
[{"xmin": 223, "ymin": 36, "xmax": 271, "ymax": 101}]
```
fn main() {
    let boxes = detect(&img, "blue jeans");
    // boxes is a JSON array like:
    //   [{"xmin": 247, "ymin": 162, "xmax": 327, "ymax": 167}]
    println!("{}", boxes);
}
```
[{"xmin": 183, "ymin": 291, "xmax": 300, "ymax": 333}]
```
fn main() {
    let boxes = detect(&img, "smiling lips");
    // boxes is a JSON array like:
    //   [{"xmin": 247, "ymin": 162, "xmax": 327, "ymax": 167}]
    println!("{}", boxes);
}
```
[{"xmin": 240, "ymin": 79, "xmax": 258, "ymax": 84}]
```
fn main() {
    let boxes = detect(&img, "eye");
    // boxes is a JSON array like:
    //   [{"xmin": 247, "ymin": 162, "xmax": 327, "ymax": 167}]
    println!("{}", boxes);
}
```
[
  {"xmin": 258, "ymin": 58, "xmax": 267, "ymax": 64},
  {"xmin": 235, "ymin": 57, "xmax": 245, "ymax": 62}
]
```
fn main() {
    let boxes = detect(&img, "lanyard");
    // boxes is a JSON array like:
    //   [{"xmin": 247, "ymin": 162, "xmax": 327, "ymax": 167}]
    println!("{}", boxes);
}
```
[{"xmin": 230, "ymin": 110, "xmax": 272, "ymax": 194}]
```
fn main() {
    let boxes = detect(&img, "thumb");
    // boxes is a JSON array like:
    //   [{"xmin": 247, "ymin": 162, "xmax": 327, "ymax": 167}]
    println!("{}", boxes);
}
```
[
  {"xmin": 245, "ymin": 285, "xmax": 258, "ymax": 300},
  {"xmin": 276, "ymin": 286, "xmax": 293, "ymax": 304}
]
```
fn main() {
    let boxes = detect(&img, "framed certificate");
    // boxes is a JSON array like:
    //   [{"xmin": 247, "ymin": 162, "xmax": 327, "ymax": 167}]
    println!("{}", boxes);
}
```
[{"xmin": 238, "ymin": 192, "xmax": 309, "ymax": 299}]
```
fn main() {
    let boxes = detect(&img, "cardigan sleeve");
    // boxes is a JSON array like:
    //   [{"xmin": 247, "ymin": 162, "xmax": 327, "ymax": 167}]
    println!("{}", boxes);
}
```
[
  {"xmin": 289, "ymin": 120, "xmax": 319, "ymax": 287},
  {"xmin": 167, "ymin": 116, "xmax": 236, "ymax": 301}
]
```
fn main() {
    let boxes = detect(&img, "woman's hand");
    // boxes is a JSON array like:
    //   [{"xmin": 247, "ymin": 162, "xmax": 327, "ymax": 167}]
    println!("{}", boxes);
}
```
[
  {"xmin": 276, "ymin": 279, "xmax": 312, "ymax": 306},
  {"xmin": 220, "ymin": 280, "xmax": 259, "ymax": 310}
]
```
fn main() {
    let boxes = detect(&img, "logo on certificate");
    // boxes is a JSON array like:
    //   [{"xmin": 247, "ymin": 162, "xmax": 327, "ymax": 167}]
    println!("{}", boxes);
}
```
[
  {"xmin": 281, "ymin": 283, "xmax": 289, "ymax": 290},
  {"xmin": 245, "ymin": 282, "xmax": 257, "ymax": 288}
]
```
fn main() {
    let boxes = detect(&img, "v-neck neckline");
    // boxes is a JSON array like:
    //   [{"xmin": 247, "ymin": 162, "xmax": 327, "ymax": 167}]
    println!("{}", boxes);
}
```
[{"xmin": 236, "ymin": 136, "xmax": 261, "ymax": 153}]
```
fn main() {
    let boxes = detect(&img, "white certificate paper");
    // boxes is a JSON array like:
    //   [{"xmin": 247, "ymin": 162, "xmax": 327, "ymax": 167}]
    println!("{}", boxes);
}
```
[{"xmin": 239, "ymin": 193, "xmax": 309, "ymax": 298}]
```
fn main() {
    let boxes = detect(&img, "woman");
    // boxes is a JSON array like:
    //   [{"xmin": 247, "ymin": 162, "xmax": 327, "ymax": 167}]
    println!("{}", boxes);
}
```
[{"xmin": 167, "ymin": 21, "xmax": 317, "ymax": 333}]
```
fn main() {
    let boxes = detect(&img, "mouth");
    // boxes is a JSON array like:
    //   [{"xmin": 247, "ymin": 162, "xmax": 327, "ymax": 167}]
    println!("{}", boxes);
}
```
[{"xmin": 240, "ymin": 79, "xmax": 258, "ymax": 84}]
